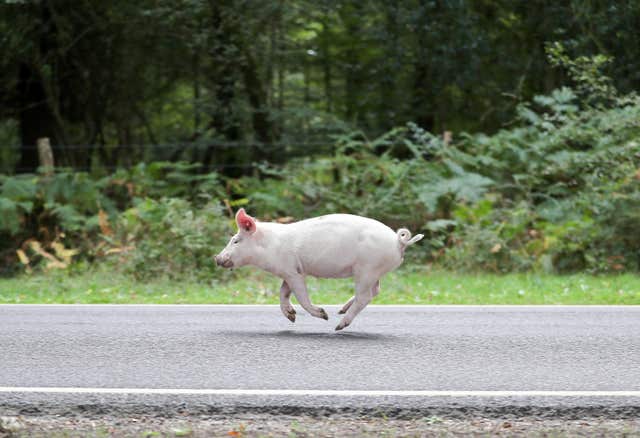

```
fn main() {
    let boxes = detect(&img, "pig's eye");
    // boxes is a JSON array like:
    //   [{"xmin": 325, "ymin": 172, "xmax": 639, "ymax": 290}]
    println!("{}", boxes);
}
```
[{"xmin": 233, "ymin": 239, "xmax": 240, "ymax": 244}]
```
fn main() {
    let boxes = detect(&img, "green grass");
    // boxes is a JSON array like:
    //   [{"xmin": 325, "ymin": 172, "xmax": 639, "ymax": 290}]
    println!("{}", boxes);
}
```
[{"xmin": 0, "ymin": 266, "xmax": 639, "ymax": 304}]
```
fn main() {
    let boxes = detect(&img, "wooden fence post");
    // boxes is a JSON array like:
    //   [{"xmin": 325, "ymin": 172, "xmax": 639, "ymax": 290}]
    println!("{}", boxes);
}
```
[
  {"xmin": 37, "ymin": 137, "xmax": 54, "ymax": 175},
  {"xmin": 443, "ymin": 131, "xmax": 452, "ymax": 147}
]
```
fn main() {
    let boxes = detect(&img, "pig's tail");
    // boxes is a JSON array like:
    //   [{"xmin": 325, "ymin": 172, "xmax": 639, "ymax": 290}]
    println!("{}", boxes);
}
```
[
  {"xmin": 397, "ymin": 228, "xmax": 412, "ymax": 246},
  {"xmin": 397, "ymin": 228, "xmax": 424, "ymax": 247}
]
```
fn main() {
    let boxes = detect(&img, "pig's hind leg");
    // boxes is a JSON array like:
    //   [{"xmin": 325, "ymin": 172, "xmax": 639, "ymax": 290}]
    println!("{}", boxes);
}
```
[
  {"xmin": 338, "ymin": 280, "xmax": 379, "ymax": 314},
  {"xmin": 286, "ymin": 275, "xmax": 329, "ymax": 321},
  {"xmin": 335, "ymin": 277, "xmax": 379, "ymax": 331},
  {"xmin": 279, "ymin": 280, "xmax": 296, "ymax": 323}
]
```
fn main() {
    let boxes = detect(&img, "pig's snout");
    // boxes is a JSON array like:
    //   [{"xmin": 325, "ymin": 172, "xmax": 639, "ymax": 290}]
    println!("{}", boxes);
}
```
[{"xmin": 215, "ymin": 254, "xmax": 234, "ymax": 268}]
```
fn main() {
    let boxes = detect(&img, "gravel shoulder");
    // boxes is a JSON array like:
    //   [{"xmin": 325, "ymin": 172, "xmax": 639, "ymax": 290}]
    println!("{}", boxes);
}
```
[{"xmin": 2, "ymin": 414, "xmax": 640, "ymax": 437}]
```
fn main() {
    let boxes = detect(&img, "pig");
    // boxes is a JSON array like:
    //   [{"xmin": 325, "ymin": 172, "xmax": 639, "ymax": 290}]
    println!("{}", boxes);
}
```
[{"xmin": 215, "ymin": 208, "xmax": 424, "ymax": 330}]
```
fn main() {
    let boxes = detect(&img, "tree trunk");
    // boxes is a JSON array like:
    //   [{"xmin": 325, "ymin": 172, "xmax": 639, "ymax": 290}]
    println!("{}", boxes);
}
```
[
  {"xmin": 274, "ymin": 1, "xmax": 284, "ymax": 140},
  {"xmin": 203, "ymin": 0, "xmax": 242, "ymax": 174},
  {"xmin": 17, "ymin": 1, "xmax": 60, "ymax": 173},
  {"xmin": 242, "ymin": 48, "xmax": 275, "ymax": 161},
  {"xmin": 193, "ymin": 49, "xmax": 201, "ymax": 132},
  {"xmin": 411, "ymin": 3, "xmax": 438, "ymax": 133},
  {"xmin": 379, "ymin": 1, "xmax": 399, "ymax": 132},
  {"xmin": 412, "ymin": 62, "xmax": 435, "ymax": 132},
  {"xmin": 343, "ymin": 7, "xmax": 362, "ymax": 124},
  {"xmin": 320, "ymin": 20, "xmax": 333, "ymax": 113},
  {"xmin": 17, "ymin": 63, "xmax": 59, "ymax": 172}
]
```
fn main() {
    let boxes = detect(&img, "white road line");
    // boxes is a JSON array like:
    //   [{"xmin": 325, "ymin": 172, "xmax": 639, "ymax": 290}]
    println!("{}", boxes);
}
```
[{"xmin": 0, "ymin": 388, "xmax": 639, "ymax": 397}]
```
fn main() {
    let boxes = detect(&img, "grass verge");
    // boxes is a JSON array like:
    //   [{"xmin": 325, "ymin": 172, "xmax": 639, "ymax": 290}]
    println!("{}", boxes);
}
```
[{"xmin": 0, "ymin": 266, "xmax": 638, "ymax": 304}]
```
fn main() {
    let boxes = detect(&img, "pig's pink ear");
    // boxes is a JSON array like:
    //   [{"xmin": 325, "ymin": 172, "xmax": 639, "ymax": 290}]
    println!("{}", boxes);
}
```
[{"xmin": 235, "ymin": 208, "xmax": 256, "ymax": 234}]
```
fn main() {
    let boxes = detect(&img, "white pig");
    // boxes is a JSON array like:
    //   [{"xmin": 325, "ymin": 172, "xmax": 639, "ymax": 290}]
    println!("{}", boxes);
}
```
[{"xmin": 215, "ymin": 208, "xmax": 423, "ymax": 330}]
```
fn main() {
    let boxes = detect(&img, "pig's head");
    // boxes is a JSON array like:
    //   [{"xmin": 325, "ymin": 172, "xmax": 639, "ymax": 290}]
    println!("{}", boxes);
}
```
[{"xmin": 215, "ymin": 208, "xmax": 258, "ymax": 269}]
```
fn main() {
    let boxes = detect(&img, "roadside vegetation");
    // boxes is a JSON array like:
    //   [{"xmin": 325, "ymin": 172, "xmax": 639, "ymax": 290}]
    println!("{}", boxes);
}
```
[{"xmin": 1, "ymin": 49, "xmax": 639, "ymax": 304}]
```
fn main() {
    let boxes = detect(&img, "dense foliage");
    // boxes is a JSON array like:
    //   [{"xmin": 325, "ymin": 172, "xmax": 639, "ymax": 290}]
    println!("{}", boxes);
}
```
[
  {"xmin": 0, "ymin": 162, "xmax": 232, "ymax": 278},
  {"xmin": 2, "ymin": 49, "xmax": 639, "ymax": 277},
  {"xmin": 2, "ymin": 1, "xmax": 640, "ymax": 172}
]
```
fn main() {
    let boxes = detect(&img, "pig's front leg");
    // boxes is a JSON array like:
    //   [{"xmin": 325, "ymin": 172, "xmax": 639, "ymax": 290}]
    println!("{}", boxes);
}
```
[
  {"xmin": 279, "ymin": 280, "xmax": 296, "ymax": 323},
  {"xmin": 286, "ymin": 275, "xmax": 328, "ymax": 321}
]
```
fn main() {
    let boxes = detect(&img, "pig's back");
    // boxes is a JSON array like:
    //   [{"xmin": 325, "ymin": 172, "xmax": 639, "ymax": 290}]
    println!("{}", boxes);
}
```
[{"xmin": 287, "ymin": 214, "xmax": 401, "ymax": 278}]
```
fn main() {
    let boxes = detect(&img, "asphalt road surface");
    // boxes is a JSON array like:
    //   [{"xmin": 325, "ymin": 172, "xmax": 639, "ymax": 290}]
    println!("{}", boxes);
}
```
[{"xmin": 1, "ymin": 305, "xmax": 639, "ymax": 418}]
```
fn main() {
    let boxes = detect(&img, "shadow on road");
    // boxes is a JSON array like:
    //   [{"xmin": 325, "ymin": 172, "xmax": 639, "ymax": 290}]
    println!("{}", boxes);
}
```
[
  {"xmin": 220, "ymin": 330, "xmax": 394, "ymax": 342},
  {"xmin": 278, "ymin": 330, "xmax": 390, "ymax": 341}
]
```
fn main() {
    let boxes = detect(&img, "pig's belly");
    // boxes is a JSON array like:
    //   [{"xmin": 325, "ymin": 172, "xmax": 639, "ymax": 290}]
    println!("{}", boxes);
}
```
[{"xmin": 303, "ymin": 261, "xmax": 354, "ymax": 279}]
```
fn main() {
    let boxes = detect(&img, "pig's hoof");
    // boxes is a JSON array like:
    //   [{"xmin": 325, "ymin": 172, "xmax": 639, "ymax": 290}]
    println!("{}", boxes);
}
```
[
  {"xmin": 319, "ymin": 308, "xmax": 329, "ymax": 321},
  {"xmin": 338, "ymin": 309, "xmax": 346, "ymax": 315},
  {"xmin": 335, "ymin": 321, "xmax": 350, "ymax": 331},
  {"xmin": 282, "ymin": 307, "xmax": 296, "ymax": 323}
]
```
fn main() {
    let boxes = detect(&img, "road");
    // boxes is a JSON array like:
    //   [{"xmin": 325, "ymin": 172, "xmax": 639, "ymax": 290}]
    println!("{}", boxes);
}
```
[{"xmin": 1, "ymin": 305, "xmax": 639, "ymax": 418}]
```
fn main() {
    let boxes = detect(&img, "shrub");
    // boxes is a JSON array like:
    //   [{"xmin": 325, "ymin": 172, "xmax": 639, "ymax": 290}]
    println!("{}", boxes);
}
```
[
  {"xmin": 229, "ymin": 49, "xmax": 640, "ymax": 273},
  {"xmin": 109, "ymin": 197, "xmax": 233, "ymax": 282},
  {"xmin": 0, "ymin": 163, "xmax": 226, "ymax": 275},
  {"xmin": 3, "ymin": 47, "xmax": 640, "ymax": 276}
]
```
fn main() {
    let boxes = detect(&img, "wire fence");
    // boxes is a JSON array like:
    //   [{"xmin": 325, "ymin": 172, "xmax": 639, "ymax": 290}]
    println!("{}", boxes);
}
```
[
  {"xmin": 3, "ymin": 141, "xmax": 338, "ymax": 174},
  {"xmin": 11, "ymin": 163, "xmax": 262, "ymax": 173},
  {"xmin": 7, "ymin": 141, "xmax": 334, "ymax": 151}
]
